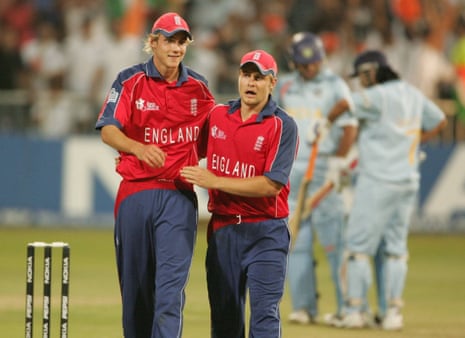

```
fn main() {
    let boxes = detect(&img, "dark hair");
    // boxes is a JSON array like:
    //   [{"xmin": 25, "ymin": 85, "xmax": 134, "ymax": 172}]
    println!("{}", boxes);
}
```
[{"xmin": 376, "ymin": 65, "xmax": 399, "ymax": 83}]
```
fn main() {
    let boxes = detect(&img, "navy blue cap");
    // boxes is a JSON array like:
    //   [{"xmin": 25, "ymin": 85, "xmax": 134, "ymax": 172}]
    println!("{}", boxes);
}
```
[
  {"xmin": 350, "ymin": 50, "xmax": 389, "ymax": 77},
  {"xmin": 289, "ymin": 32, "xmax": 325, "ymax": 65}
]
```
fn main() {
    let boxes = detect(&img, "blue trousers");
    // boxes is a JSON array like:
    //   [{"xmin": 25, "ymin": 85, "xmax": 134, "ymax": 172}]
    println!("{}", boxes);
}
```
[
  {"xmin": 115, "ymin": 189, "xmax": 197, "ymax": 338},
  {"xmin": 344, "ymin": 174, "xmax": 416, "ymax": 313},
  {"xmin": 287, "ymin": 156, "xmax": 345, "ymax": 317},
  {"xmin": 206, "ymin": 219, "xmax": 289, "ymax": 338}
]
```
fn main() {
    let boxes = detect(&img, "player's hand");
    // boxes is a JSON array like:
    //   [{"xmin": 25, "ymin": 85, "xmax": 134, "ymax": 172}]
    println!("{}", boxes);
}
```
[
  {"xmin": 306, "ymin": 118, "xmax": 330, "ymax": 144},
  {"xmin": 325, "ymin": 156, "xmax": 348, "ymax": 191},
  {"xmin": 134, "ymin": 144, "xmax": 166, "ymax": 168},
  {"xmin": 180, "ymin": 166, "xmax": 219, "ymax": 189}
]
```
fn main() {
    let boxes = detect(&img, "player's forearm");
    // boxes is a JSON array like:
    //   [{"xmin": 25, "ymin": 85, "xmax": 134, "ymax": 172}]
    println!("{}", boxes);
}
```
[
  {"xmin": 101, "ymin": 125, "xmax": 143, "ymax": 155},
  {"xmin": 327, "ymin": 99, "xmax": 350, "ymax": 123},
  {"xmin": 421, "ymin": 119, "xmax": 447, "ymax": 143},
  {"xmin": 335, "ymin": 125, "xmax": 357, "ymax": 157},
  {"xmin": 213, "ymin": 175, "xmax": 283, "ymax": 197},
  {"xmin": 181, "ymin": 166, "xmax": 283, "ymax": 197}
]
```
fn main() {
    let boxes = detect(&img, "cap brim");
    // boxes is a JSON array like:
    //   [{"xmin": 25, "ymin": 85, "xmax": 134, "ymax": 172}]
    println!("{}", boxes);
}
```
[
  {"xmin": 156, "ymin": 29, "xmax": 192, "ymax": 40},
  {"xmin": 240, "ymin": 61, "xmax": 276, "ymax": 77}
]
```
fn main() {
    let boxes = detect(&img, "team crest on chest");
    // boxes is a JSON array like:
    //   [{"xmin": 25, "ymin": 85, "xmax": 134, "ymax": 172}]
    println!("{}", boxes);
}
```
[
  {"xmin": 190, "ymin": 98, "xmax": 198, "ymax": 116},
  {"xmin": 254, "ymin": 136, "xmax": 265, "ymax": 151}
]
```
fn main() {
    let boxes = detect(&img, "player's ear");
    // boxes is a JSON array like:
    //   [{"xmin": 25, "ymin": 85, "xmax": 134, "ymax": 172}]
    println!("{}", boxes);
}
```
[{"xmin": 269, "ymin": 75, "xmax": 277, "ymax": 90}]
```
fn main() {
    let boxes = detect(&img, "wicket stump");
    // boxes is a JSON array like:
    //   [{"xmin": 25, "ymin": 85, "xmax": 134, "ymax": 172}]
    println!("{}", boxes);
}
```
[{"xmin": 25, "ymin": 241, "xmax": 70, "ymax": 338}]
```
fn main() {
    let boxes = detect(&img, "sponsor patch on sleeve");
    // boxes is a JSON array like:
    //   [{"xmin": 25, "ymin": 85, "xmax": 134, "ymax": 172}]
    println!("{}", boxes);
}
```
[{"xmin": 107, "ymin": 88, "xmax": 119, "ymax": 103}]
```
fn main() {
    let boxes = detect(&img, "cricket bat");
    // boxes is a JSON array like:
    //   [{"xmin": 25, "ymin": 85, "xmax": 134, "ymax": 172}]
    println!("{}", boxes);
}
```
[
  {"xmin": 289, "ymin": 141, "xmax": 319, "ymax": 247},
  {"xmin": 289, "ymin": 149, "xmax": 358, "ymax": 247},
  {"xmin": 301, "ymin": 180, "xmax": 334, "ymax": 220}
]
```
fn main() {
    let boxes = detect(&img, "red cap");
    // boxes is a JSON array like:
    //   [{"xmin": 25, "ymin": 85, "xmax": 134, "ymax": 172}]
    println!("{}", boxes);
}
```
[
  {"xmin": 240, "ymin": 50, "xmax": 278, "ymax": 77},
  {"xmin": 151, "ymin": 12, "xmax": 192, "ymax": 40}
]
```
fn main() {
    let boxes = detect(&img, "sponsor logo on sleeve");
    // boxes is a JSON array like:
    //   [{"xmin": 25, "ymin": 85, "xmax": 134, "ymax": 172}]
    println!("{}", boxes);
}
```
[{"xmin": 107, "ymin": 88, "xmax": 119, "ymax": 103}]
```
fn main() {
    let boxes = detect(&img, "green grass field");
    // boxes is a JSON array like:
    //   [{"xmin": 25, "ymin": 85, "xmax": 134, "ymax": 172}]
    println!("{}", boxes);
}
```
[{"xmin": 1, "ymin": 225, "xmax": 464, "ymax": 338}]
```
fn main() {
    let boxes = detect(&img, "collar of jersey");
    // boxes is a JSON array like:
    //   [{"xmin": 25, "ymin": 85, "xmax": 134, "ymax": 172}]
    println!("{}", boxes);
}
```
[
  {"xmin": 145, "ymin": 58, "xmax": 189, "ymax": 86},
  {"xmin": 227, "ymin": 96, "xmax": 277, "ymax": 122}
]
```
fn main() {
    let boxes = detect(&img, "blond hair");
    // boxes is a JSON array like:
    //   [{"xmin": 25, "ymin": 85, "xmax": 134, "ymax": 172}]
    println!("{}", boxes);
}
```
[
  {"xmin": 143, "ymin": 32, "xmax": 193, "ymax": 55},
  {"xmin": 143, "ymin": 33, "xmax": 158, "ymax": 55}
]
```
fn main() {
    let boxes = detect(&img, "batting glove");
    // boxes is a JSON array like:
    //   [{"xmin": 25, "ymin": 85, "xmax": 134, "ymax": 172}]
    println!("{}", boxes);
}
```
[{"xmin": 325, "ymin": 156, "xmax": 349, "ymax": 191}]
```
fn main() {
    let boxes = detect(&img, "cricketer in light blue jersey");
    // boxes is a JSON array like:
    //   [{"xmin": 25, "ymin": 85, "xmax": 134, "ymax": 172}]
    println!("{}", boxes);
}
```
[
  {"xmin": 352, "ymin": 83, "xmax": 444, "ymax": 182},
  {"xmin": 328, "ymin": 50, "xmax": 447, "ymax": 330},
  {"xmin": 275, "ymin": 32, "xmax": 357, "ymax": 323}
]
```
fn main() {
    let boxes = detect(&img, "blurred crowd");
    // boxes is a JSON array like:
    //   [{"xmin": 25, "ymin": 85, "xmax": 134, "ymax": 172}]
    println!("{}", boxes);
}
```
[{"xmin": 1, "ymin": 0, "xmax": 465, "ymax": 139}]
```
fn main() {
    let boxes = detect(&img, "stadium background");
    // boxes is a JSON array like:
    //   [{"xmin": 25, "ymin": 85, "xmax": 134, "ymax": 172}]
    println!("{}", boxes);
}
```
[
  {"xmin": 1, "ymin": 0, "xmax": 464, "ymax": 232},
  {"xmin": 1, "ymin": 136, "xmax": 464, "ymax": 233}
]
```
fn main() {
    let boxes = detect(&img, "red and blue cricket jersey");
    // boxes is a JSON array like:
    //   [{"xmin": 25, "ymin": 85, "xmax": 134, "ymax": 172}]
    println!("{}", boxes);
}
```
[
  {"xmin": 96, "ymin": 58, "xmax": 215, "ymax": 212},
  {"xmin": 204, "ymin": 98, "xmax": 298, "ymax": 231}
]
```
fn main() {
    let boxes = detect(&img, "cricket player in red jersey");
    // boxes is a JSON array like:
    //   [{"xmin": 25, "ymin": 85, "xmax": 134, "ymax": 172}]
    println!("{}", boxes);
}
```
[
  {"xmin": 181, "ymin": 50, "xmax": 298, "ymax": 338},
  {"xmin": 95, "ymin": 12, "xmax": 215, "ymax": 338}
]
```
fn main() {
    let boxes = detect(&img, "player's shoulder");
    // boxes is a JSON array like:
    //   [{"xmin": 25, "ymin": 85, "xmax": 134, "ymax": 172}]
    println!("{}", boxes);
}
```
[
  {"xmin": 212, "ymin": 102, "xmax": 230, "ymax": 111},
  {"xmin": 276, "ymin": 72, "xmax": 299, "ymax": 88},
  {"xmin": 275, "ymin": 105, "xmax": 295, "ymax": 120},
  {"xmin": 185, "ymin": 66, "xmax": 210, "ymax": 86},
  {"xmin": 394, "ymin": 79, "xmax": 419, "ymax": 93},
  {"xmin": 320, "ymin": 67, "xmax": 345, "ymax": 84},
  {"xmin": 210, "ymin": 102, "xmax": 231, "ymax": 117},
  {"xmin": 278, "ymin": 71, "xmax": 298, "ymax": 82},
  {"xmin": 376, "ymin": 79, "xmax": 417, "ymax": 96},
  {"xmin": 207, "ymin": 103, "xmax": 232, "ymax": 127},
  {"xmin": 275, "ymin": 72, "xmax": 300, "ymax": 98},
  {"xmin": 117, "ymin": 63, "xmax": 146, "ymax": 84},
  {"xmin": 272, "ymin": 101, "xmax": 298, "ymax": 131}
]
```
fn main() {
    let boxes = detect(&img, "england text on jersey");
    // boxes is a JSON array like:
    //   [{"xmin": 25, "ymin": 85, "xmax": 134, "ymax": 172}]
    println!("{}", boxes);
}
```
[
  {"xmin": 144, "ymin": 126, "xmax": 200, "ymax": 144},
  {"xmin": 211, "ymin": 153, "xmax": 256, "ymax": 178}
]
